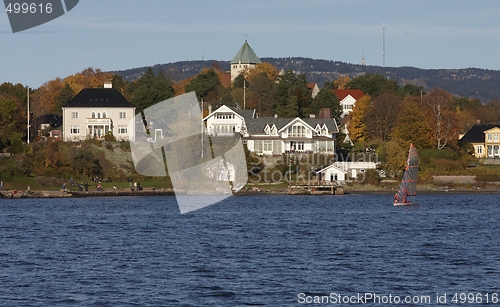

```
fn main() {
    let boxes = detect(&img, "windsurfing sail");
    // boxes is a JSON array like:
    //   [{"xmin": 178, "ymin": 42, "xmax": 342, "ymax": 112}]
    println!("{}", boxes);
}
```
[{"xmin": 394, "ymin": 143, "xmax": 418, "ymax": 205}]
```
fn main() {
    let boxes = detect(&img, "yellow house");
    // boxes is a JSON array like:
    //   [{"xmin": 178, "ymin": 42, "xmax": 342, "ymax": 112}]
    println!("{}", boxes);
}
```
[{"xmin": 484, "ymin": 127, "xmax": 500, "ymax": 158}]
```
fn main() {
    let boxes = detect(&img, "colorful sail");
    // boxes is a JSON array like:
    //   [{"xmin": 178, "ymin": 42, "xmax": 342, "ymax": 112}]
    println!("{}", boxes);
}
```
[{"xmin": 394, "ymin": 143, "xmax": 418, "ymax": 205}]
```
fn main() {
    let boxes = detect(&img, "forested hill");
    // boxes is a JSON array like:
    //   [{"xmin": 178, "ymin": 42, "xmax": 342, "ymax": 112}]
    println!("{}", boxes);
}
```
[{"xmin": 112, "ymin": 57, "xmax": 500, "ymax": 102}]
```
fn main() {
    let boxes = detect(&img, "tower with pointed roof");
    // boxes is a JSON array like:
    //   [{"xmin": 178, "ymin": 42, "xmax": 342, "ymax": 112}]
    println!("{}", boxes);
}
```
[{"xmin": 230, "ymin": 40, "xmax": 262, "ymax": 81}]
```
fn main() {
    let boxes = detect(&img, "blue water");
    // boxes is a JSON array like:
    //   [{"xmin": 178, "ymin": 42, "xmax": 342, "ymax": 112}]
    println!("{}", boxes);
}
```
[{"xmin": 0, "ymin": 194, "xmax": 499, "ymax": 306}]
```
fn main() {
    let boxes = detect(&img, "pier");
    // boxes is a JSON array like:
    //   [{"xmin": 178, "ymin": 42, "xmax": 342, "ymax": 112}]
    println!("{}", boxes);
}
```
[{"xmin": 288, "ymin": 181, "xmax": 344, "ymax": 195}]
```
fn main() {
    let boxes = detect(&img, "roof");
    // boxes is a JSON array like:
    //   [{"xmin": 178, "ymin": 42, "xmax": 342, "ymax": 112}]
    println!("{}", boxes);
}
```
[
  {"xmin": 36, "ymin": 114, "xmax": 62, "ymax": 128},
  {"xmin": 334, "ymin": 89, "xmax": 365, "ymax": 101},
  {"xmin": 63, "ymin": 88, "xmax": 134, "ymax": 108},
  {"xmin": 229, "ymin": 106, "xmax": 256, "ymax": 120},
  {"xmin": 461, "ymin": 124, "xmax": 500, "ymax": 143},
  {"xmin": 230, "ymin": 41, "xmax": 262, "ymax": 65},
  {"xmin": 245, "ymin": 117, "xmax": 338, "ymax": 134},
  {"xmin": 306, "ymin": 83, "xmax": 317, "ymax": 90}
]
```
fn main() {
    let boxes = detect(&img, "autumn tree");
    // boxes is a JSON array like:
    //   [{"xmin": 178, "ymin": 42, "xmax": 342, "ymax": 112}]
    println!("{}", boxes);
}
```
[
  {"xmin": 30, "ymin": 78, "xmax": 63, "ymax": 116},
  {"xmin": 347, "ymin": 95, "xmax": 371, "ymax": 143},
  {"xmin": 365, "ymin": 93, "xmax": 402, "ymax": 141},
  {"xmin": 334, "ymin": 76, "xmax": 350, "ymax": 89},
  {"xmin": 243, "ymin": 62, "xmax": 278, "ymax": 82},
  {"xmin": 247, "ymin": 73, "xmax": 274, "ymax": 116},
  {"xmin": 391, "ymin": 97, "xmax": 432, "ymax": 148},
  {"xmin": 421, "ymin": 88, "xmax": 461, "ymax": 149}
]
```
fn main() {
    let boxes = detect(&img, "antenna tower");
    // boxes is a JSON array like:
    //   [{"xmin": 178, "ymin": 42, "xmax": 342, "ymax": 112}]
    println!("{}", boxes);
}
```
[{"xmin": 383, "ymin": 23, "xmax": 385, "ymax": 68}]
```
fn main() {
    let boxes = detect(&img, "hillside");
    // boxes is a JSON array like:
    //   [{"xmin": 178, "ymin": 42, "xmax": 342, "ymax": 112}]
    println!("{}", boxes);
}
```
[{"xmin": 112, "ymin": 57, "xmax": 500, "ymax": 102}]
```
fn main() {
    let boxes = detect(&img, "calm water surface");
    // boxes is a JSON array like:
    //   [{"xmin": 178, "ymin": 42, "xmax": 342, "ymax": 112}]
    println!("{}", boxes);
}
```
[{"xmin": 0, "ymin": 194, "xmax": 499, "ymax": 306}]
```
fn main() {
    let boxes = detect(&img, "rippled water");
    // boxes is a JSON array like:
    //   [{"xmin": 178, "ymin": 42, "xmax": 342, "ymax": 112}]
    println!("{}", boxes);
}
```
[{"xmin": 0, "ymin": 193, "xmax": 499, "ymax": 306}]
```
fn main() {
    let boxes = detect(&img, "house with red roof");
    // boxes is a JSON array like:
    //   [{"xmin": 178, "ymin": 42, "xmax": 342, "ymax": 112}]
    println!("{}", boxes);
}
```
[
  {"xmin": 333, "ymin": 89, "xmax": 365, "ymax": 118},
  {"xmin": 307, "ymin": 82, "xmax": 320, "ymax": 98}
]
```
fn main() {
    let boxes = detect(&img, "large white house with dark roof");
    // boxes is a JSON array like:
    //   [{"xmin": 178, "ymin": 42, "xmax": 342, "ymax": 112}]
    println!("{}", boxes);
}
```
[
  {"xmin": 230, "ymin": 40, "xmax": 262, "ymax": 81},
  {"xmin": 204, "ymin": 105, "xmax": 338, "ymax": 155},
  {"xmin": 62, "ymin": 84, "xmax": 136, "ymax": 142}
]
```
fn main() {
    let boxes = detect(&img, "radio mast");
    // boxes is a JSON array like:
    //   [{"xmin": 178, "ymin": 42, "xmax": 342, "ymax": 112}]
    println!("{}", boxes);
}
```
[{"xmin": 383, "ymin": 23, "xmax": 386, "ymax": 68}]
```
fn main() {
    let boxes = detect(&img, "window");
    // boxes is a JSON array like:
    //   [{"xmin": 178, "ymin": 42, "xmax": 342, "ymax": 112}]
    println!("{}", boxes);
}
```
[
  {"xmin": 233, "ymin": 65, "xmax": 237, "ymax": 69},
  {"xmin": 103, "ymin": 112, "xmax": 107, "ymax": 118},
  {"xmin": 118, "ymin": 125, "xmax": 128, "ymax": 134},
  {"xmin": 488, "ymin": 133, "xmax": 492, "ymax": 141},
  {"xmin": 273, "ymin": 140, "xmax": 282, "ymax": 154},
  {"xmin": 119, "ymin": 112, "xmax": 127, "ymax": 119},
  {"xmin": 91, "ymin": 112, "xmax": 95, "ymax": 118},
  {"xmin": 288, "ymin": 125, "xmax": 307, "ymax": 137},
  {"xmin": 495, "ymin": 134, "xmax": 499, "ymax": 142},
  {"xmin": 263, "ymin": 140, "xmax": 272, "ymax": 152},
  {"xmin": 477, "ymin": 146, "xmax": 483, "ymax": 154},
  {"xmin": 70, "ymin": 126, "xmax": 80, "ymax": 134},
  {"xmin": 71, "ymin": 112, "xmax": 79, "ymax": 119},
  {"xmin": 97, "ymin": 113, "xmax": 101, "ymax": 119},
  {"xmin": 254, "ymin": 140, "xmax": 263, "ymax": 154}
]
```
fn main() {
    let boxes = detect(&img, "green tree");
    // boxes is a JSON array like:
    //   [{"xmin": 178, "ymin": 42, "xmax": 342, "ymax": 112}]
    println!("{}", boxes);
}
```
[
  {"xmin": 273, "ymin": 70, "xmax": 311, "ymax": 117},
  {"xmin": 0, "ymin": 94, "xmax": 26, "ymax": 150},
  {"xmin": 185, "ymin": 69, "xmax": 222, "ymax": 105},
  {"xmin": 346, "ymin": 73, "xmax": 399, "ymax": 97},
  {"xmin": 56, "ymin": 83, "xmax": 74, "ymax": 115},
  {"xmin": 127, "ymin": 67, "xmax": 175, "ymax": 113},
  {"xmin": 111, "ymin": 74, "xmax": 127, "ymax": 94},
  {"xmin": 308, "ymin": 83, "xmax": 341, "ymax": 122},
  {"xmin": 276, "ymin": 95, "xmax": 299, "ymax": 118},
  {"xmin": 233, "ymin": 74, "xmax": 246, "ymax": 89}
]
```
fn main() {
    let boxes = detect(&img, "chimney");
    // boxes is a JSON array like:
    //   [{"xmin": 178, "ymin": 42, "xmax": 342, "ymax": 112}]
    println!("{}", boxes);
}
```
[
  {"xmin": 319, "ymin": 108, "xmax": 332, "ymax": 119},
  {"xmin": 104, "ymin": 81, "xmax": 112, "ymax": 89}
]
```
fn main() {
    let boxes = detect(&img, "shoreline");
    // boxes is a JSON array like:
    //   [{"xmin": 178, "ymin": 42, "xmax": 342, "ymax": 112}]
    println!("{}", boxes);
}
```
[{"xmin": 1, "ymin": 185, "xmax": 499, "ymax": 199}]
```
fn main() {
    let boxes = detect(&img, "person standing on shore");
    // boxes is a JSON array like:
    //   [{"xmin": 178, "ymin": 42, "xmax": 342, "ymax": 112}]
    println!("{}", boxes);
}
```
[{"xmin": 0, "ymin": 180, "xmax": 3, "ymax": 191}]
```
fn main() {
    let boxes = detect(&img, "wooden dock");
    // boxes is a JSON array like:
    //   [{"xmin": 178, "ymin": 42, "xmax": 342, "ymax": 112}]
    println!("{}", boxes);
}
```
[{"xmin": 288, "ymin": 181, "xmax": 344, "ymax": 195}]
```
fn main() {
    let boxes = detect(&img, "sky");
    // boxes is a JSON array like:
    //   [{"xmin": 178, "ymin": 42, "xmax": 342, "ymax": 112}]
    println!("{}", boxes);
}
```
[{"xmin": 2, "ymin": 0, "xmax": 500, "ymax": 88}]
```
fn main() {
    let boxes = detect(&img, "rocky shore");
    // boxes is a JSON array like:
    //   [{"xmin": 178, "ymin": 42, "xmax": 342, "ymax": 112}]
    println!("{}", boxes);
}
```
[{"xmin": 0, "ymin": 188, "xmax": 176, "ymax": 199}]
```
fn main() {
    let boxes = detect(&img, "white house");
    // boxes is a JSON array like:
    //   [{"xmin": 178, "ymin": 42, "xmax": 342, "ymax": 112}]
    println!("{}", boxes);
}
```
[
  {"xmin": 316, "ymin": 164, "xmax": 347, "ymax": 184},
  {"xmin": 204, "ymin": 158, "xmax": 236, "ymax": 182},
  {"xmin": 245, "ymin": 117, "xmax": 338, "ymax": 155},
  {"xmin": 203, "ymin": 105, "xmax": 339, "ymax": 155},
  {"xmin": 334, "ymin": 89, "xmax": 366, "ymax": 118},
  {"xmin": 230, "ymin": 40, "xmax": 262, "ymax": 82},
  {"xmin": 333, "ymin": 161, "xmax": 379, "ymax": 179},
  {"xmin": 62, "ymin": 84, "xmax": 136, "ymax": 142},
  {"xmin": 204, "ymin": 105, "xmax": 256, "ymax": 136}
]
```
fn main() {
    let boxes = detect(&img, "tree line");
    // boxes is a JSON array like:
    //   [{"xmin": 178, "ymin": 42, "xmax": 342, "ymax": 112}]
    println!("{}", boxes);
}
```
[{"xmin": 2, "ymin": 63, "xmax": 500, "ymax": 167}]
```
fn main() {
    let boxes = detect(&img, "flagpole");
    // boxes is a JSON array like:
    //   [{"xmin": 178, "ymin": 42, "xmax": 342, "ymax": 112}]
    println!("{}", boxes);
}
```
[{"xmin": 27, "ymin": 86, "xmax": 30, "ymax": 144}]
